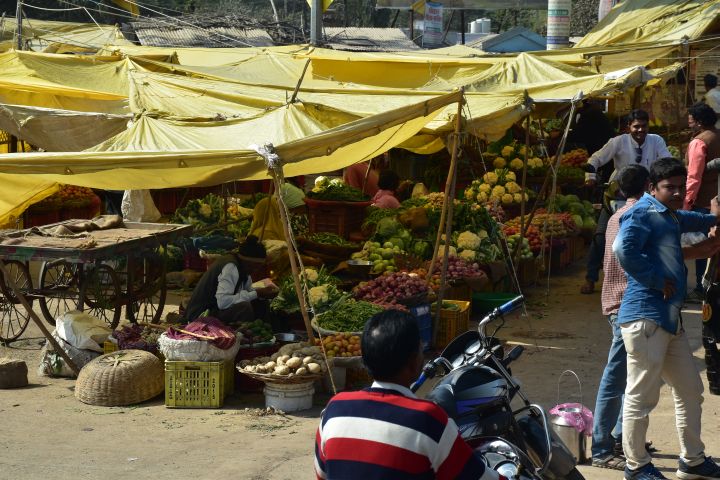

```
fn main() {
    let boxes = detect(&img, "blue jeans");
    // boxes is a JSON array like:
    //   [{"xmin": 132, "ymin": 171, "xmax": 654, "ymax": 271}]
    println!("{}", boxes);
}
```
[
  {"xmin": 591, "ymin": 314, "xmax": 626, "ymax": 459},
  {"xmin": 693, "ymin": 207, "xmax": 710, "ymax": 291}
]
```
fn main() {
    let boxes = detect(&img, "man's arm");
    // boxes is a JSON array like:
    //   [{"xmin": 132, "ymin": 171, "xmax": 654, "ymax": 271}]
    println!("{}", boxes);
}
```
[
  {"xmin": 613, "ymin": 210, "xmax": 665, "ymax": 291},
  {"xmin": 585, "ymin": 136, "xmax": 619, "ymax": 183},
  {"xmin": 683, "ymin": 233, "xmax": 720, "ymax": 259},
  {"xmin": 678, "ymin": 197, "xmax": 720, "ymax": 233},
  {"xmin": 655, "ymin": 135, "xmax": 672, "ymax": 159},
  {"xmin": 433, "ymin": 417, "xmax": 502, "ymax": 479},
  {"xmin": 684, "ymin": 139, "xmax": 707, "ymax": 210},
  {"xmin": 216, "ymin": 264, "xmax": 257, "ymax": 310}
]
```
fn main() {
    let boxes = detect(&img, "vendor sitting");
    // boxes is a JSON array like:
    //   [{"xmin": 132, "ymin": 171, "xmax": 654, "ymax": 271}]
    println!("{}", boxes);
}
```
[
  {"xmin": 184, "ymin": 236, "xmax": 277, "ymax": 324},
  {"xmin": 372, "ymin": 170, "xmax": 401, "ymax": 209},
  {"xmin": 248, "ymin": 180, "xmax": 306, "ymax": 241}
]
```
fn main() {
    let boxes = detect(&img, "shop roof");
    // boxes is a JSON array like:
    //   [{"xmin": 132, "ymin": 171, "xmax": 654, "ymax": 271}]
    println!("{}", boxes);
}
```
[{"xmin": 323, "ymin": 27, "xmax": 420, "ymax": 51}]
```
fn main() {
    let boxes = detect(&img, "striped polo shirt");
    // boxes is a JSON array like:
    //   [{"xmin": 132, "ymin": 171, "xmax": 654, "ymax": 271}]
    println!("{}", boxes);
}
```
[{"xmin": 315, "ymin": 381, "xmax": 498, "ymax": 480}]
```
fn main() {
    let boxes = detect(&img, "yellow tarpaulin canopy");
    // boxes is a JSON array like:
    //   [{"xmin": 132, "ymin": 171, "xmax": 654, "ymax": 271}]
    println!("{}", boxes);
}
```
[
  {"xmin": 1, "ymin": 17, "xmax": 133, "ymax": 51},
  {"xmin": 0, "ymin": 91, "xmax": 461, "ymax": 224},
  {"xmin": 575, "ymin": 0, "xmax": 720, "ymax": 48}
]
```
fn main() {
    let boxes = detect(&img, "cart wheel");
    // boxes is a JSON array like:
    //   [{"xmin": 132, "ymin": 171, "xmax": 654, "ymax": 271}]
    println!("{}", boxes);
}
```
[
  {"xmin": 38, "ymin": 260, "xmax": 80, "ymax": 326},
  {"xmin": 0, "ymin": 261, "xmax": 33, "ymax": 343},
  {"xmin": 81, "ymin": 264, "xmax": 122, "ymax": 329},
  {"xmin": 128, "ymin": 252, "xmax": 167, "ymax": 324}
]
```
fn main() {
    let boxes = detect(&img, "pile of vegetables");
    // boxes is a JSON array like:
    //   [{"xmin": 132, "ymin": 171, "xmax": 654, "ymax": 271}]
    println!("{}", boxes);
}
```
[
  {"xmin": 353, "ymin": 272, "xmax": 430, "ymax": 306},
  {"xmin": 33, "ymin": 185, "xmax": 98, "ymax": 210},
  {"xmin": 504, "ymin": 234, "xmax": 534, "ymax": 260},
  {"xmin": 237, "ymin": 320, "xmax": 274, "ymax": 346},
  {"xmin": 111, "ymin": 324, "xmax": 161, "ymax": 354},
  {"xmin": 226, "ymin": 198, "xmax": 254, "ymax": 239},
  {"xmin": 430, "ymin": 256, "xmax": 486, "ymax": 284},
  {"xmin": 315, "ymin": 333, "xmax": 362, "ymax": 358},
  {"xmin": 171, "ymin": 193, "xmax": 224, "ymax": 230},
  {"xmin": 307, "ymin": 283, "xmax": 346, "ymax": 313},
  {"xmin": 351, "ymin": 241, "xmax": 402, "ymax": 274},
  {"xmin": 561, "ymin": 148, "xmax": 589, "ymax": 167},
  {"xmin": 315, "ymin": 299, "xmax": 383, "ymax": 333},
  {"xmin": 491, "ymin": 141, "xmax": 545, "ymax": 172},
  {"xmin": 167, "ymin": 317, "xmax": 236, "ymax": 349},
  {"xmin": 550, "ymin": 194, "xmax": 598, "ymax": 231},
  {"xmin": 454, "ymin": 230, "xmax": 502, "ymax": 263},
  {"xmin": 464, "ymin": 170, "xmax": 530, "ymax": 207},
  {"xmin": 502, "ymin": 221, "xmax": 543, "ymax": 253},
  {"xmin": 271, "ymin": 266, "xmax": 337, "ymax": 313},
  {"xmin": 238, "ymin": 343, "xmax": 326, "ymax": 377},
  {"xmin": 307, "ymin": 176, "xmax": 368, "ymax": 202},
  {"xmin": 307, "ymin": 232, "xmax": 358, "ymax": 248}
]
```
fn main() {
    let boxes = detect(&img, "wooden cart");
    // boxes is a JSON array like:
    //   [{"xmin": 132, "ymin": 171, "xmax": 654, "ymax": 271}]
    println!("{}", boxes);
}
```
[{"xmin": 0, "ymin": 220, "xmax": 192, "ymax": 343}]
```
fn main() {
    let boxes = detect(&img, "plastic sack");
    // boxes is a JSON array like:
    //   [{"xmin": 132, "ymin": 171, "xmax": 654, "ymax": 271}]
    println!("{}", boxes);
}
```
[
  {"xmin": 38, "ymin": 332, "xmax": 100, "ymax": 378},
  {"xmin": 56, "ymin": 310, "xmax": 111, "ymax": 353},
  {"xmin": 158, "ymin": 332, "xmax": 241, "ymax": 362},
  {"xmin": 549, "ymin": 403, "xmax": 594, "ymax": 436},
  {"xmin": 121, "ymin": 189, "xmax": 161, "ymax": 223}
]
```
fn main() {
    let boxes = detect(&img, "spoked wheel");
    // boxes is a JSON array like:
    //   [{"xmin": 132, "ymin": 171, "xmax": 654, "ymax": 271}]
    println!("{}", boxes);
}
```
[
  {"xmin": 0, "ymin": 260, "xmax": 33, "ymax": 343},
  {"xmin": 128, "ymin": 254, "xmax": 167, "ymax": 324},
  {"xmin": 81, "ymin": 264, "xmax": 122, "ymax": 329},
  {"xmin": 38, "ymin": 260, "xmax": 80, "ymax": 326}
]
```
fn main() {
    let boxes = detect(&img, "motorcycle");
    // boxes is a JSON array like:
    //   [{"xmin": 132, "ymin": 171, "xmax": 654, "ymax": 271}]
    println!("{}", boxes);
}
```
[{"xmin": 411, "ymin": 295, "xmax": 585, "ymax": 480}]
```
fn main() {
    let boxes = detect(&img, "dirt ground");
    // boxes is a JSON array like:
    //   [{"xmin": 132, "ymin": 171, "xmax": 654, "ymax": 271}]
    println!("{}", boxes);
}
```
[{"xmin": 1, "ymin": 260, "xmax": 719, "ymax": 480}]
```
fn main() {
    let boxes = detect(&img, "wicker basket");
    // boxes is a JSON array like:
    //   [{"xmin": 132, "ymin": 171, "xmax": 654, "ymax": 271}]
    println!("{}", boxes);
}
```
[
  {"xmin": 75, "ymin": 350, "xmax": 164, "ymax": 406},
  {"xmin": 237, "ymin": 369, "xmax": 324, "ymax": 385}
]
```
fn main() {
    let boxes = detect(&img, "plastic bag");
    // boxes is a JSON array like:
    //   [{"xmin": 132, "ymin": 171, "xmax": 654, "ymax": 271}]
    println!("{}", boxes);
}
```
[
  {"xmin": 158, "ymin": 332, "xmax": 241, "ymax": 361},
  {"xmin": 681, "ymin": 232, "xmax": 707, "ymax": 247},
  {"xmin": 121, "ymin": 190, "xmax": 161, "ymax": 223},
  {"xmin": 549, "ymin": 403, "xmax": 594, "ymax": 435},
  {"xmin": 37, "ymin": 332, "xmax": 100, "ymax": 378},
  {"xmin": 56, "ymin": 311, "xmax": 111, "ymax": 353}
]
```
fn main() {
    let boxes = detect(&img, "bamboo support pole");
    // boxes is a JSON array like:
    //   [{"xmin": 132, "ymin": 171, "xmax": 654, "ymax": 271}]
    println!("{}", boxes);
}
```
[
  {"xmin": 427, "ymin": 90, "xmax": 465, "ymax": 287},
  {"xmin": 0, "ymin": 260, "xmax": 80, "ymax": 375},
  {"xmin": 269, "ymin": 173, "xmax": 314, "ymax": 342}
]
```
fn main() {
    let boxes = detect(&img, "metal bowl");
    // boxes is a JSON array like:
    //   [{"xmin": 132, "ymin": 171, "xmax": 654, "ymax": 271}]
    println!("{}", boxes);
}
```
[
  {"xmin": 275, "ymin": 332, "xmax": 301, "ymax": 343},
  {"xmin": 347, "ymin": 259, "xmax": 373, "ymax": 276}
]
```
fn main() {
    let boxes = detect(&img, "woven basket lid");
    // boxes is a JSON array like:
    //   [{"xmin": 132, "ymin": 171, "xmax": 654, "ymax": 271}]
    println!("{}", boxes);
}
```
[{"xmin": 75, "ymin": 350, "xmax": 164, "ymax": 406}]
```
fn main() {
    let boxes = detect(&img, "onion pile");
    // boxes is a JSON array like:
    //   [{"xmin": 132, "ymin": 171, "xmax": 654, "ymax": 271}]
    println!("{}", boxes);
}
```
[
  {"xmin": 432, "ymin": 256, "xmax": 485, "ymax": 281},
  {"xmin": 353, "ymin": 272, "xmax": 430, "ymax": 305}
]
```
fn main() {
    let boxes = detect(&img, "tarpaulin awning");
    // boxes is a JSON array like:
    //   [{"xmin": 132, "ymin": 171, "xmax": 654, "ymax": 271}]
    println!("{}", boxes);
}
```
[
  {"xmin": 575, "ymin": 0, "xmax": 720, "ymax": 48},
  {"xmin": 0, "ymin": 91, "xmax": 461, "ymax": 224}
]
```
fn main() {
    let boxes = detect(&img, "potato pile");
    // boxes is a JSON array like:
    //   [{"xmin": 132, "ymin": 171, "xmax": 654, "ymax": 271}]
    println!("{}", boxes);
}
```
[{"xmin": 238, "ymin": 342, "xmax": 327, "ymax": 377}]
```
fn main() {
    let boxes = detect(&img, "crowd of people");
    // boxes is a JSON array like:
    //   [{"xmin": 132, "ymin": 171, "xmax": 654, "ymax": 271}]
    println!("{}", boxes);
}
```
[{"xmin": 581, "ymin": 74, "xmax": 720, "ymax": 480}]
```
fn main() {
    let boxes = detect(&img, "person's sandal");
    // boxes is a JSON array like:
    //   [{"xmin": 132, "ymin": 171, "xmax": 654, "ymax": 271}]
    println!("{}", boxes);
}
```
[
  {"xmin": 592, "ymin": 454, "xmax": 626, "ymax": 470},
  {"xmin": 580, "ymin": 280, "xmax": 595, "ymax": 294}
]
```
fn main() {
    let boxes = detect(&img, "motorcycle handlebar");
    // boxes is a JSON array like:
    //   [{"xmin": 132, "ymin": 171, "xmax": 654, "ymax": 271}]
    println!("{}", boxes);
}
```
[{"xmin": 498, "ymin": 295, "xmax": 525, "ymax": 316}]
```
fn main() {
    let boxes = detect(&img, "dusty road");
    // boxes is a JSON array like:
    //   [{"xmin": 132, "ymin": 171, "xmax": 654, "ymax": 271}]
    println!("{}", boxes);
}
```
[{"xmin": 1, "ymin": 261, "xmax": 719, "ymax": 480}]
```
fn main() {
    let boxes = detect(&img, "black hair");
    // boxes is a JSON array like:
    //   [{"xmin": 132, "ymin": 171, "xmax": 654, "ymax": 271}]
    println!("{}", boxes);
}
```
[
  {"xmin": 649, "ymin": 157, "xmax": 687, "ymax": 185},
  {"xmin": 627, "ymin": 109, "xmax": 650, "ymax": 124},
  {"xmin": 238, "ymin": 235, "xmax": 266, "ymax": 258},
  {"xmin": 705, "ymin": 74, "xmax": 718, "ymax": 90},
  {"xmin": 688, "ymin": 102, "xmax": 718, "ymax": 128},
  {"xmin": 617, "ymin": 164, "xmax": 649, "ymax": 198},
  {"xmin": 377, "ymin": 169, "xmax": 400, "ymax": 191},
  {"xmin": 361, "ymin": 310, "xmax": 420, "ymax": 380}
]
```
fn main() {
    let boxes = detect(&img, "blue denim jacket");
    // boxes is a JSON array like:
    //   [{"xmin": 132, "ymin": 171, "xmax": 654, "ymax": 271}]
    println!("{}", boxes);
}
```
[{"xmin": 613, "ymin": 193, "xmax": 717, "ymax": 333}]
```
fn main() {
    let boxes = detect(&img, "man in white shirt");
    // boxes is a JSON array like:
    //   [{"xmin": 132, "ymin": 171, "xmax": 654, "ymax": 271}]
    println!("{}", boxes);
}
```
[
  {"xmin": 184, "ymin": 247, "xmax": 276, "ymax": 323},
  {"xmin": 581, "ymin": 109, "xmax": 672, "ymax": 294},
  {"xmin": 703, "ymin": 74, "xmax": 720, "ymax": 129}
]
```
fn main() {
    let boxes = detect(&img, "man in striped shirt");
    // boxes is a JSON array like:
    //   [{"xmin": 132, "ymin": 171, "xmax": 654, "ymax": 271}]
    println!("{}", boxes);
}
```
[{"xmin": 315, "ymin": 310, "xmax": 503, "ymax": 480}]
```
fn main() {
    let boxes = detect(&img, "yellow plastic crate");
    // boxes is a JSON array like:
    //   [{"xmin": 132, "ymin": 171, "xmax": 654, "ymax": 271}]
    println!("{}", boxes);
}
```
[
  {"xmin": 432, "ymin": 300, "xmax": 471, "ymax": 350},
  {"xmin": 165, "ymin": 361, "xmax": 226, "ymax": 408},
  {"xmin": 103, "ymin": 341, "xmax": 118, "ymax": 354}
]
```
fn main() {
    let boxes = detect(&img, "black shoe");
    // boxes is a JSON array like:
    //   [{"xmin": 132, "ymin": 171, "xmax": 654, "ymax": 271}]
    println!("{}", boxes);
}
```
[
  {"xmin": 625, "ymin": 462, "xmax": 668, "ymax": 479},
  {"xmin": 677, "ymin": 456, "xmax": 720, "ymax": 479}
]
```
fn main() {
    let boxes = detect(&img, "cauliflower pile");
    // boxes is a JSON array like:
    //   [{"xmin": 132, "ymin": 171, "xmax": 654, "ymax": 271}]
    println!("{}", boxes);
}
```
[{"xmin": 465, "ymin": 169, "xmax": 529, "ymax": 207}]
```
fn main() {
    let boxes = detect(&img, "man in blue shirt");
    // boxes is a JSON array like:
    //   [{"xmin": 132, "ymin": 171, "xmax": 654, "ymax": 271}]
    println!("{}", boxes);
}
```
[{"xmin": 613, "ymin": 158, "xmax": 720, "ymax": 480}]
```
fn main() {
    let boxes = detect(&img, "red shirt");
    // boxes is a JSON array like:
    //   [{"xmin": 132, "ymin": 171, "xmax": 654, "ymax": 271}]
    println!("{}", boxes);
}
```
[
  {"xmin": 344, "ymin": 162, "xmax": 379, "ymax": 197},
  {"xmin": 685, "ymin": 138, "xmax": 708, "ymax": 210}
]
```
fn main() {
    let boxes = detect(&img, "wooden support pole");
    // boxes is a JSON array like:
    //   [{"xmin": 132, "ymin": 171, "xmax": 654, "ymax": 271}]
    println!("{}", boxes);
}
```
[
  {"xmin": 427, "ymin": 90, "xmax": 465, "ymax": 287},
  {"xmin": 0, "ymin": 260, "xmax": 80, "ymax": 375},
  {"xmin": 269, "ymin": 173, "xmax": 314, "ymax": 342}
]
